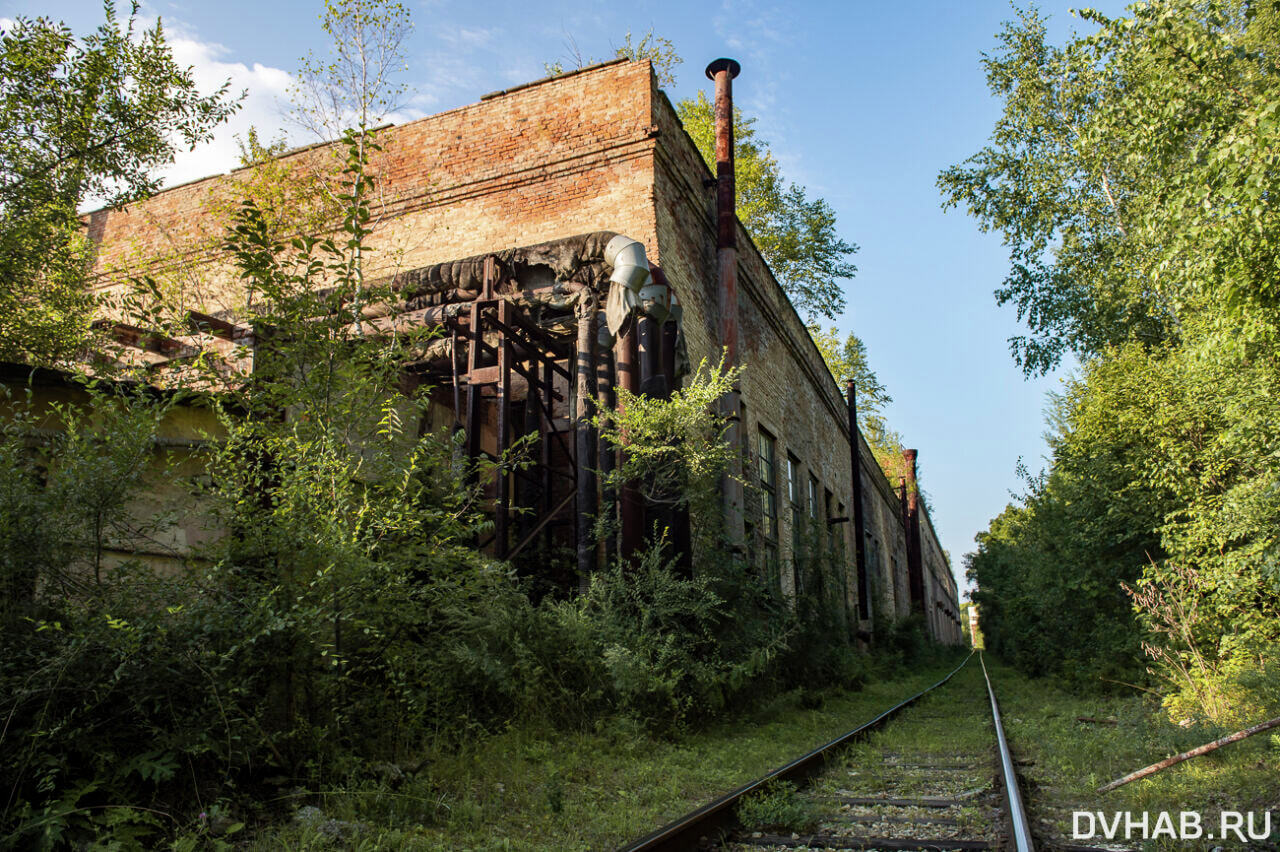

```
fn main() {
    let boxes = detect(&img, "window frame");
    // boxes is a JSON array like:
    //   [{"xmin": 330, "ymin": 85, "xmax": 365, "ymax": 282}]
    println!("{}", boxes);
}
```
[{"xmin": 757, "ymin": 427, "xmax": 779, "ymax": 579}]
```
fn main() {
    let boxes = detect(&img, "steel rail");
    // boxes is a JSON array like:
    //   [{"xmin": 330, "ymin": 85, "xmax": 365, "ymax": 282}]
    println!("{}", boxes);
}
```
[
  {"xmin": 617, "ymin": 652, "xmax": 975, "ymax": 852},
  {"xmin": 979, "ymin": 652, "xmax": 1035, "ymax": 852}
]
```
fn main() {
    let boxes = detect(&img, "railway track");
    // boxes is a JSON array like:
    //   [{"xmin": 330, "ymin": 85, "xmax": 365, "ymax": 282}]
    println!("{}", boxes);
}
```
[{"xmin": 621, "ymin": 653, "xmax": 1040, "ymax": 852}]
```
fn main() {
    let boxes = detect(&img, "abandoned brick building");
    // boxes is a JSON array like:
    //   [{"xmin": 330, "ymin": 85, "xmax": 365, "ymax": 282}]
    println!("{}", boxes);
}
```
[{"xmin": 70, "ymin": 57, "xmax": 962, "ymax": 644}]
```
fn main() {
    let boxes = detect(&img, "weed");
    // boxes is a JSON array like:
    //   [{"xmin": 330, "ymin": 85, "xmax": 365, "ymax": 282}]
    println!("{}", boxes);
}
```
[{"xmin": 736, "ymin": 781, "xmax": 819, "ymax": 834}]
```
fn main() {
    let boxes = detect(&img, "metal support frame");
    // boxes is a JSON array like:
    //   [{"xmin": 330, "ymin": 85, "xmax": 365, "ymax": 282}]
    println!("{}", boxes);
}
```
[{"xmin": 444, "ymin": 258, "xmax": 583, "ymax": 575}]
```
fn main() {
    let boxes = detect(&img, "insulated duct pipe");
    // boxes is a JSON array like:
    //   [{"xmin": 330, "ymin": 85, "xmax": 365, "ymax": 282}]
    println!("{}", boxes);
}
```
[{"xmin": 604, "ymin": 235, "xmax": 651, "ymax": 293}]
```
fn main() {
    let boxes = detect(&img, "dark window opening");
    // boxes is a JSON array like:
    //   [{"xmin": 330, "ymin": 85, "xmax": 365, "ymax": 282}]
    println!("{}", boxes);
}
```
[{"xmin": 758, "ymin": 427, "xmax": 779, "ymax": 586}]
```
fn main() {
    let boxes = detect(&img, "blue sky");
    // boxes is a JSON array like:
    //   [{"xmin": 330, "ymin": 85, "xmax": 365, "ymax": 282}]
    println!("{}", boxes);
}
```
[{"xmin": 12, "ymin": 0, "xmax": 1132, "ymax": 595}]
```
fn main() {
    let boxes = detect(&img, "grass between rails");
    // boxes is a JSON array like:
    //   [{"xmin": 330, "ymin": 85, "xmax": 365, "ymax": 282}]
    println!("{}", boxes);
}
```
[
  {"xmin": 985, "ymin": 657, "xmax": 1280, "ymax": 851},
  {"xmin": 242, "ymin": 652, "xmax": 969, "ymax": 851}
]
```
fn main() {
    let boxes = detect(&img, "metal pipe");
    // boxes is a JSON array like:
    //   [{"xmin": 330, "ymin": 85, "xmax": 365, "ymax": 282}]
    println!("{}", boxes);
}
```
[
  {"xmin": 495, "ymin": 301, "xmax": 512, "ymax": 558},
  {"xmin": 637, "ymin": 314, "xmax": 665, "ymax": 398},
  {"xmin": 706, "ymin": 57, "xmax": 745, "ymax": 550},
  {"xmin": 848, "ymin": 381, "xmax": 870, "ymax": 623},
  {"xmin": 597, "ymin": 346, "xmax": 617, "ymax": 570},
  {"xmin": 575, "ymin": 294, "xmax": 599, "ymax": 590},
  {"xmin": 604, "ymin": 235, "xmax": 651, "ymax": 293},
  {"xmin": 662, "ymin": 317, "xmax": 692, "ymax": 574},
  {"xmin": 660, "ymin": 319, "xmax": 678, "ymax": 396},
  {"xmin": 616, "ymin": 323, "xmax": 643, "ymax": 562},
  {"xmin": 904, "ymin": 448, "xmax": 924, "ymax": 614},
  {"xmin": 705, "ymin": 57, "xmax": 741, "ymax": 367}
]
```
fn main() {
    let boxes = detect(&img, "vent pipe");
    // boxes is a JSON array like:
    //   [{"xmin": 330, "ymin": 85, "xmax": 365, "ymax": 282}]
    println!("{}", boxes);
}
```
[
  {"xmin": 705, "ymin": 57, "xmax": 741, "ymax": 365},
  {"xmin": 903, "ymin": 448, "xmax": 924, "ymax": 614},
  {"xmin": 705, "ymin": 57, "xmax": 745, "ymax": 549}
]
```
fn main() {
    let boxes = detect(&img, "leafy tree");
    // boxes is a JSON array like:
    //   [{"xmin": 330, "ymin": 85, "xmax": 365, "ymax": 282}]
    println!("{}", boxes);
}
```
[
  {"xmin": 808, "ymin": 327, "xmax": 889, "ymax": 420},
  {"xmin": 597, "ymin": 356, "xmax": 742, "ymax": 560},
  {"xmin": 545, "ymin": 33, "xmax": 858, "ymax": 321},
  {"xmin": 546, "ymin": 27, "xmax": 682, "ymax": 88},
  {"xmin": 939, "ymin": 1, "xmax": 1280, "ymax": 375},
  {"xmin": 289, "ymin": 0, "xmax": 412, "ymax": 142},
  {"xmin": 807, "ymin": 325, "xmax": 908, "ymax": 483},
  {"xmin": 678, "ymin": 93, "xmax": 858, "ymax": 321},
  {"xmin": 952, "ymin": 0, "xmax": 1280, "ymax": 719},
  {"xmin": 0, "ymin": 3, "xmax": 238, "ymax": 366}
]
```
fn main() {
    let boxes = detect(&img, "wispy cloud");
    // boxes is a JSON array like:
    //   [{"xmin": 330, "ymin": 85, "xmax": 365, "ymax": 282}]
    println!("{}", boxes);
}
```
[
  {"xmin": 712, "ymin": 0, "xmax": 817, "ymax": 187},
  {"xmin": 408, "ymin": 23, "xmax": 515, "ymax": 111},
  {"xmin": 157, "ymin": 23, "xmax": 295, "ymax": 187}
]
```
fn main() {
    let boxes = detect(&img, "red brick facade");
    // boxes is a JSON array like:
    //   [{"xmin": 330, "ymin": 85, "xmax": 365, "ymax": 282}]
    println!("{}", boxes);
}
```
[{"xmin": 86, "ymin": 58, "xmax": 963, "ymax": 643}]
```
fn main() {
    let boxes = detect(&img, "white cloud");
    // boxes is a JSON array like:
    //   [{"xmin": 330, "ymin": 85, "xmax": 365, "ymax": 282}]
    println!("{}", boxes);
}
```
[{"xmin": 157, "ymin": 26, "xmax": 296, "ymax": 188}]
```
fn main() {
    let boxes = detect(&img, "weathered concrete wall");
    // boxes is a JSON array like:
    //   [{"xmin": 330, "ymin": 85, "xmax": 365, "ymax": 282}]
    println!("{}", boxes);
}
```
[
  {"xmin": 84, "ymin": 58, "xmax": 962, "ymax": 643},
  {"xmin": 0, "ymin": 364, "xmax": 223, "ymax": 575}
]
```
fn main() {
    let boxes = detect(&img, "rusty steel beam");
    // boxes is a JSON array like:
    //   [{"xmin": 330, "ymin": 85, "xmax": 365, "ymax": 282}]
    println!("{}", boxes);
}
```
[
  {"xmin": 185, "ymin": 310, "xmax": 247, "ymax": 340},
  {"xmin": 508, "ymin": 491, "xmax": 575, "ymax": 561},
  {"xmin": 542, "ymin": 358, "xmax": 554, "ymax": 557},
  {"xmin": 464, "ymin": 301, "xmax": 483, "ymax": 465},
  {"xmin": 495, "ymin": 301, "xmax": 512, "ymax": 559},
  {"xmin": 94, "ymin": 320, "xmax": 188, "ymax": 357}
]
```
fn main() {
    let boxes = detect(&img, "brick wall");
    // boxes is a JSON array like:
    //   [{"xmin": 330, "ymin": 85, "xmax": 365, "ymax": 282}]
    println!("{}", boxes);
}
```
[
  {"xmin": 649, "ymin": 84, "xmax": 959, "ymax": 641},
  {"xmin": 86, "ymin": 57, "xmax": 962, "ymax": 642}
]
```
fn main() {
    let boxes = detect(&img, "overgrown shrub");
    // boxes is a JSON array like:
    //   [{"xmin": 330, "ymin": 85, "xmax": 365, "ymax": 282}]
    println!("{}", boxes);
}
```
[{"xmin": 0, "ymin": 125, "xmax": 909, "ymax": 850}]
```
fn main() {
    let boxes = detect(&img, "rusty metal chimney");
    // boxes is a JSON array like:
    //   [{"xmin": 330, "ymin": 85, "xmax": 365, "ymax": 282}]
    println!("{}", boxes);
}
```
[
  {"xmin": 705, "ymin": 57, "xmax": 745, "ymax": 549},
  {"xmin": 903, "ymin": 448, "xmax": 925, "ymax": 614},
  {"xmin": 705, "ymin": 57, "xmax": 741, "ymax": 365}
]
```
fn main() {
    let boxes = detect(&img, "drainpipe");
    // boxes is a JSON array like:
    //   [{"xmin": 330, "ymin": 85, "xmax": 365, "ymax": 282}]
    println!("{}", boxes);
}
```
[
  {"xmin": 616, "ymin": 326, "xmax": 643, "ymax": 562},
  {"xmin": 603, "ymin": 235, "xmax": 652, "ymax": 566},
  {"xmin": 706, "ymin": 57, "xmax": 745, "ymax": 549},
  {"xmin": 575, "ymin": 293, "xmax": 598, "ymax": 591},
  {"xmin": 848, "ymin": 381, "xmax": 870, "ymax": 622},
  {"xmin": 707, "ymin": 58, "xmax": 741, "ymax": 366},
  {"xmin": 904, "ymin": 448, "xmax": 924, "ymax": 615}
]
